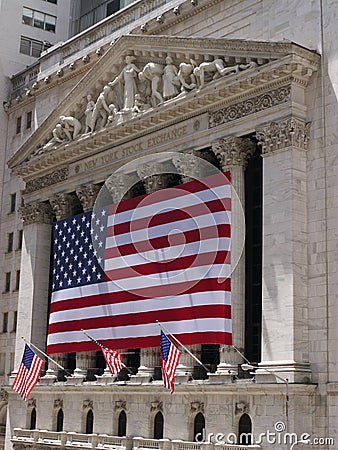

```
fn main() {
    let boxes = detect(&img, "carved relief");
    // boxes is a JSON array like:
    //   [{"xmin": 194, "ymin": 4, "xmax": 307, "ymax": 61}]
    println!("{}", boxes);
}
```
[
  {"xmin": 83, "ymin": 400, "xmax": 93, "ymax": 410},
  {"xmin": 25, "ymin": 168, "xmax": 69, "ymax": 194},
  {"xmin": 212, "ymin": 137, "xmax": 256, "ymax": 169},
  {"xmin": 54, "ymin": 399, "xmax": 63, "ymax": 409},
  {"xmin": 19, "ymin": 202, "xmax": 53, "ymax": 225},
  {"xmin": 150, "ymin": 401, "xmax": 163, "ymax": 412},
  {"xmin": 235, "ymin": 401, "xmax": 250, "ymax": 415},
  {"xmin": 137, "ymin": 162, "xmax": 177, "ymax": 193},
  {"xmin": 76, "ymin": 184, "xmax": 101, "ymax": 212},
  {"xmin": 49, "ymin": 193, "xmax": 79, "ymax": 220},
  {"xmin": 190, "ymin": 401, "xmax": 204, "ymax": 413},
  {"xmin": 209, "ymin": 86, "xmax": 291, "ymax": 128},
  {"xmin": 256, "ymin": 117, "xmax": 310, "ymax": 154},
  {"xmin": 0, "ymin": 389, "xmax": 8, "ymax": 402},
  {"xmin": 27, "ymin": 399, "xmax": 36, "ymax": 408},
  {"xmin": 115, "ymin": 400, "xmax": 126, "ymax": 411}
]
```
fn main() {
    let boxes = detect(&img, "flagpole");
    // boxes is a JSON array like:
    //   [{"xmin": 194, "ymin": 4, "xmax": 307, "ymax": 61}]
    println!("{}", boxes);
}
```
[
  {"xmin": 80, "ymin": 329, "xmax": 134, "ymax": 375},
  {"xmin": 21, "ymin": 336, "xmax": 68, "ymax": 372},
  {"xmin": 156, "ymin": 321, "xmax": 209, "ymax": 372},
  {"xmin": 231, "ymin": 345, "xmax": 252, "ymax": 364}
]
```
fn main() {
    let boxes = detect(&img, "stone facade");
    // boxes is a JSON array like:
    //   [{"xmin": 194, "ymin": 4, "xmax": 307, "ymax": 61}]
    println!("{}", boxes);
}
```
[{"xmin": 1, "ymin": 1, "xmax": 338, "ymax": 449}]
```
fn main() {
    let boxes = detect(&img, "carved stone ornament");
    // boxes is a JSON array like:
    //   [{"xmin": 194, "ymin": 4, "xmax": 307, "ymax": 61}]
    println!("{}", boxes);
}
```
[
  {"xmin": 115, "ymin": 400, "xmax": 126, "ymax": 411},
  {"xmin": 54, "ymin": 399, "xmax": 63, "ymax": 409},
  {"xmin": 83, "ymin": 400, "xmax": 93, "ymax": 410},
  {"xmin": 212, "ymin": 137, "xmax": 256, "ymax": 169},
  {"xmin": 76, "ymin": 184, "xmax": 101, "ymax": 212},
  {"xmin": 256, "ymin": 117, "xmax": 311, "ymax": 154},
  {"xmin": 0, "ymin": 389, "xmax": 8, "ymax": 402},
  {"xmin": 137, "ymin": 162, "xmax": 177, "ymax": 193},
  {"xmin": 27, "ymin": 399, "xmax": 36, "ymax": 408},
  {"xmin": 209, "ymin": 86, "xmax": 291, "ymax": 128},
  {"xmin": 19, "ymin": 202, "xmax": 53, "ymax": 225},
  {"xmin": 25, "ymin": 168, "xmax": 69, "ymax": 194},
  {"xmin": 105, "ymin": 173, "xmax": 139, "ymax": 203},
  {"xmin": 172, "ymin": 152, "xmax": 203, "ymax": 183},
  {"xmin": 190, "ymin": 401, "xmax": 204, "ymax": 413},
  {"xmin": 49, "ymin": 193, "xmax": 78, "ymax": 220},
  {"xmin": 235, "ymin": 401, "xmax": 250, "ymax": 415},
  {"xmin": 150, "ymin": 401, "xmax": 163, "ymax": 412}
]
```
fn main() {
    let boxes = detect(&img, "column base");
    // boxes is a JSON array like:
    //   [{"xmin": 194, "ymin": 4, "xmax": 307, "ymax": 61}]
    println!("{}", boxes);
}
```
[
  {"xmin": 39, "ymin": 369, "xmax": 57, "ymax": 385},
  {"xmin": 66, "ymin": 368, "xmax": 86, "ymax": 385},
  {"xmin": 207, "ymin": 363, "xmax": 237, "ymax": 383},
  {"xmin": 175, "ymin": 364, "xmax": 192, "ymax": 382},
  {"xmin": 131, "ymin": 365, "xmax": 153, "ymax": 383},
  {"xmin": 95, "ymin": 368, "xmax": 117, "ymax": 384},
  {"xmin": 255, "ymin": 361, "xmax": 312, "ymax": 383}
]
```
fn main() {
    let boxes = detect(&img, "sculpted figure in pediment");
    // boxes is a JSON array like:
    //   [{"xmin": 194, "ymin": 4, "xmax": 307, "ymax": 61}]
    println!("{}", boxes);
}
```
[
  {"xmin": 174, "ymin": 60, "xmax": 197, "ymax": 94},
  {"xmin": 138, "ymin": 62, "xmax": 164, "ymax": 106},
  {"xmin": 59, "ymin": 115, "xmax": 82, "ymax": 140},
  {"xmin": 193, "ymin": 59, "xmax": 239, "ymax": 88},
  {"xmin": 84, "ymin": 94, "xmax": 95, "ymax": 133},
  {"xmin": 91, "ymin": 85, "xmax": 112, "ymax": 131},
  {"xmin": 163, "ymin": 56, "xmax": 179, "ymax": 100},
  {"xmin": 108, "ymin": 55, "xmax": 140, "ymax": 110}
]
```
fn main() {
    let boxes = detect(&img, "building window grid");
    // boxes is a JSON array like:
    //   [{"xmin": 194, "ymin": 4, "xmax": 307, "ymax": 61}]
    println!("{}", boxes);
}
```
[
  {"xmin": 16, "ymin": 116, "xmax": 22, "ymax": 134},
  {"xmin": 22, "ymin": 7, "xmax": 56, "ymax": 33},
  {"xmin": 20, "ymin": 36, "xmax": 51, "ymax": 57},
  {"xmin": 12, "ymin": 311, "xmax": 18, "ymax": 332},
  {"xmin": 2, "ymin": 313, "xmax": 8, "ymax": 333},
  {"xmin": 10, "ymin": 193, "xmax": 16, "ymax": 213},
  {"xmin": 7, "ymin": 233, "xmax": 14, "ymax": 253},
  {"xmin": 43, "ymin": 0, "xmax": 57, "ymax": 4},
  {"xmin": 17, "ymin": 230, "xmax": 23, "ymax": 250},
  {"xmin": 5, "ymin": 273, "xmax": 11, "ymax": 293},
  {"xmin": 15, "ymin": 270, "xmax": 21, "ymax": 291},
  {"xmin": 26, "ymin": 111, "xmax": 32, "ymax": 129}
]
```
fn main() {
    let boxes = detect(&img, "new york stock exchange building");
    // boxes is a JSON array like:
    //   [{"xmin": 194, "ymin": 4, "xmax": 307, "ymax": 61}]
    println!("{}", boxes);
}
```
[{"xmin": 1, "ymin": 1, "xmax": 338, "ymax": 449}]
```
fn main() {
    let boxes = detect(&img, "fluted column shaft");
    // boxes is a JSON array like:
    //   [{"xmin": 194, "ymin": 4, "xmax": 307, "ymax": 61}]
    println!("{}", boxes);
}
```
[{"xmin": 212, "ymin": 137, "xmax": 255, "ymax": 371}]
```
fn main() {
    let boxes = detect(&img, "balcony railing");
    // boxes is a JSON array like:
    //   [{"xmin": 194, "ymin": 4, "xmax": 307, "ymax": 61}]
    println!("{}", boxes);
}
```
[{"xmin": 12, "ymin": 430, "xmax": 261, "ymax": 450}]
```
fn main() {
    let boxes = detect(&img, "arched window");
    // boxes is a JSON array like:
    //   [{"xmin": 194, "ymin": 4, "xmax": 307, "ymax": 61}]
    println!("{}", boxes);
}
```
[
  {"xmin": 30, "ymin": 408, "xmax": 36, "ymax": 430},
  {"xmin": 118, "ymin": 410, "xmax": 127, "ymax": 437},
  {"xmin": 86, "ymin": 410, "xmax": 94, "ymax": 434},
  {"xmin": 56, "ymin": 409, "xmax": 64, "ymax": 432},
  {"xmin": 193, "ymin": 412, "xmax": 205, "ymax": 442},
  {"xmin": 153, "ymin": 411, "xmax": 163, "ymax": 439},
  {"xmin": 238, "ymin": 414, "xmax": 252, "ymax": 445}
]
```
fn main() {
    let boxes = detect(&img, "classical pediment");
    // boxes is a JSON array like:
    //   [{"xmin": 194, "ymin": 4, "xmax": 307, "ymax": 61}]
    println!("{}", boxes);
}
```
[{"xmin": 8, "ymin": 35, "xmax": 319, "ymax": 180}]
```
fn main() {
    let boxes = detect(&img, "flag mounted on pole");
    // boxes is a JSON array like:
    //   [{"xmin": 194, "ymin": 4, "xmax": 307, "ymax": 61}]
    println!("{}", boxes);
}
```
[
  {"xmin": 160, "ymin": 330, "xmax": 181, "ymax": 394},
  {"xmin": 82, "ymin": 329, "xmax": 124, "ymax": 375},
  {"xmin": 12, "ymin": 344, "xmax": 44, "ymax": 401}
]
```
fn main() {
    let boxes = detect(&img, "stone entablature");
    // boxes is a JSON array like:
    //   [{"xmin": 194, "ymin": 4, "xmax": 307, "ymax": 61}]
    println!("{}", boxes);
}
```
[{"xmin": 8, "ymin": 36, "xmax": 319, "ymax": 187}]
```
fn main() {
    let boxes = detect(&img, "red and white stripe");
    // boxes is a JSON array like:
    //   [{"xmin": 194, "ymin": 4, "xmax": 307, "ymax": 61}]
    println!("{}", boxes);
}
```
[
  {"xmin": 47, "ymin": 172, "xmax": 232, "ymax": 354},
  {"xmin": 162, "ymin": 345, "xmax": 181, "ymax": 394},
  {"xmin": 101, "ymin": 348, "xmax": 124, "ymax": 375},
  {"xmin": 12, "ymin": 356, "xmax": 44, "ymax": 401}
]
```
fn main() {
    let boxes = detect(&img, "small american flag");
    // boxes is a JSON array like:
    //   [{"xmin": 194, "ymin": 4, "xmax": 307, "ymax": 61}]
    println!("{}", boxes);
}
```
[
  {"xmin": 12, "ymin": 344, "xmax": 44, "ymax": 401},
  {"xmin": 160, "ymin": 330, "xmax": 181, "ymax": 394},
  {"xmin": 101, "ymin": 347, "xmax": 124, "ymax": 375}
]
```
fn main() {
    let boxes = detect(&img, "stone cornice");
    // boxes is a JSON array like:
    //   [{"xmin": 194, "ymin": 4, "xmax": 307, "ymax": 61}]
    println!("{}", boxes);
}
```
[
  {"xmin": 8, "ymin": 36, "xmax": 319, "ymax": 182},
  {"xmin": 256, "ymin": 117, "xmax": 311, "ymax": 154}
]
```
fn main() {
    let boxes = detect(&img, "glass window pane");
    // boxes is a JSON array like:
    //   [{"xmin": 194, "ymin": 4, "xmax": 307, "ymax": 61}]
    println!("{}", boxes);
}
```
[
  {"xmin": 31, "ymin": 40, "xmax": 43, "ymax": 57},
  {"xmin": 22, "ymin": 7, "xmax": 33, "ymax": 26},
  {"xmin": 33, "ymin": 11, "xmax": 45, "ymax": 29},
  {"xmin": 45, "ymin": 14, "xmax": 56, "ymax": 32},
  {"xmin": 20, "ymin": 37, "xmax": 31, "ymax": 55}
]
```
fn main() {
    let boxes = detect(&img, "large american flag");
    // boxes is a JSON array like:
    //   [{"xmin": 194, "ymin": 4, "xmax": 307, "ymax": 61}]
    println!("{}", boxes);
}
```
[
  {"xmin": 46, "ymin": 172, "xmax": 232, "ymax": 354},
  {"xmin": 12, "ymin": 344, "xmax": 44, "ymax": 400},
  {"xmin": 160, "ymin": 330, "xmax": 181, "ymax": 394}
]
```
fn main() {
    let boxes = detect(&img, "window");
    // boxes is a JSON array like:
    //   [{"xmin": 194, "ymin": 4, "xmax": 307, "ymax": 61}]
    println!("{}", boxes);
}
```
[
  {"xmin": 56, "ymin": 409, "xmax": 63, "ymax": 432},
  {"xmin": 2, "ymin": 313, "xmax": 8, "ymax": 333},
  {"xmin": 15, "ymin": 271, "xmax": 20, "ymax": 291},
  {"xmin": 16, "ymin": 116, "xmax": 22, "ymax": 134},
  {"xmin": 238, "ymin": 414, "xmax": 252, "ymax": 445},
  {"xmin": 107, "ymin": 0, "xmax": 120, "ymax": 16},
  {"xmin": 118, "ymin": 410, "xmax": 127, "ymax": 437},
  {"xmin": 5, "ymin": 273, "xmax": 11, "ymax": 293},
  {"xmin": 194, "ymin": 413, "xmax": 205, "ymax": 442},
  {"xmin": 43, "ymin": 0, "xmax": 57, "ymax": 4},
  {"xmin": 85, "ymin": 410, "xmax": 93, "ymax": 434},
  {"xmin": 20, "ymin": 36, "xmax": 52, "ymax": 57},
  {"xmin": 17, "ymin": 230, "xmax": 23, "ymax": 250},
  {"xmin": 7, "ymin": 233, "xmax": 14, "ymax": 253},
  {"xmin": 153, "ymin": 411, "xmax": 163, "ymax": 439},
  {"xmin": 12, "ymin": 311, "xmax": 17, "ymax": 332},
  {"xmin": 22, "ymin": 7, "xmax": 56, "ymax": 32},
  {"xmin": 10, "ymin": 193, "xmax": 16, "ymax": 213},
  {"xmin": 26, "ymin": 111, "xmax": 32, "ymax": 129},
  {"xmin": 30, "ymin": 408, "xmax": 36, "ymax": 430}
]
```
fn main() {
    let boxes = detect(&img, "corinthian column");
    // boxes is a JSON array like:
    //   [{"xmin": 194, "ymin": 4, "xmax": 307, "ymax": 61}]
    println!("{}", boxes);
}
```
[
  {"xmin": 211, "ymin": 136, "xmax": 255, "ymax": 376},
  {"xmin": 76, "ymin": 184, "xmax": 101, "ymax": 212},
  {"xmin": 255, "ymin": 117, "xmax": 311, "ymax": 383},
  {"xmin": 13, "ymin": 202, "xmax": 54, "ymax": 370}
]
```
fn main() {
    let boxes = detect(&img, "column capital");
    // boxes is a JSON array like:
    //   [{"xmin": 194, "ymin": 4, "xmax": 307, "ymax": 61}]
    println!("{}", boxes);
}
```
[
  {"xmin": 172, "ymin": 152, "xmax": 203, "ymax": 183},
  {"xmin": 105, "ymin": 173, "xmax": 139, "ymax": 203},
  {"xmin": 256, "ymin": 117, "xmax": 311, "ymax": 155},
  {"xmin": 76, "ymin": 184, "xmax": 101, "ymax": 212},
  {"xmin": 49, "ymin": 193, "xmax": 79, "ymax": 220},
  {"xmin": 211, "ymin": 136, "xmax": 255, "ymax": 170},
  {"xmin": 137, "ymin": 162, "xmax": 177, "ymax": 193},
  {"xmin": 19, "ymin": 201, "xmax": 53, "ymax": 225}
]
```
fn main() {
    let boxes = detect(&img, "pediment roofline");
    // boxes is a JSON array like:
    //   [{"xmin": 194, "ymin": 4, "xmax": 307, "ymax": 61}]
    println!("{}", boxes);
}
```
[{"xmin": 8, "ymin": 35, "xmax": 319, "ymax": 176}]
